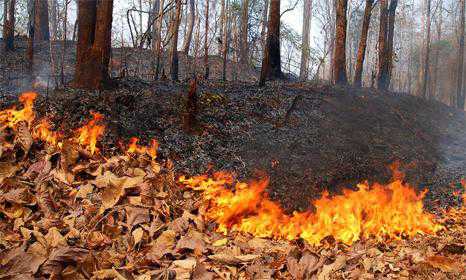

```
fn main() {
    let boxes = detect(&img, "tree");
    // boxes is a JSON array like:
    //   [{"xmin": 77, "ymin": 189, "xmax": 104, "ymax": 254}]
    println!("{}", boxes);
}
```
[
  {"xmin": 169, "ymin": 0, "xmax": 182, "ymax": 81},
  {"xmin": 73, "ymin": 0, "xmax": 114, "ymax": 90},
  {"xmin": 299, "ymin": 0, "xmax": 313, "ymax": 81},
  {"xmin": 353, "ymin": 0, "xmax": 374, "ymax": 87},
  {"xmin": 386, "ymin": 0, "xmax": 398, "ymax": 84},
  {"xmin": 421, "ymin": 0, "xmax": 432, "ymax": 98},
  {"xmin": 34, "ymin": 0, "xmax": 50, "ymax": 41},
  {"xmin": 154, "ymin": 0, "xmax": 165, "ymax": 79},
  {"xmin": 240, "ymin": 0, "xmax": 249, "ymax": 69},
  {"xmin": 333, "ymin": 0, "xmax": 348, "ymax": 85},
  {"xmin": 222, "ymin": 0, "xmax": 229, "ymax": 81},
  {"xmin": 377, "ymin": 0, "xmax": 389, "ymax": 90},
  {"xmin": 259, "ymin": 0, "xmax": 282, "ymax": 87},
  {"xmin": 204, "ymin": 0, "xmax": 210, "ymax": 79},
  {"xmin": 183, "ymin": 0, "xmax": 195, "ymax": 55},
  {"xmin": 457, "ymin": 0, "xmax": 465, "ymax": 109},
  {"xmin": 2, "ymin": 0, "xmax": 16, "ymax": 52}
]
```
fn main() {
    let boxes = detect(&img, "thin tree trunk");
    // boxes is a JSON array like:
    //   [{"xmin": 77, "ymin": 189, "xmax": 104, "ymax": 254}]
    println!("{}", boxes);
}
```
[
  {"xmin": 204, "ymin": 0, "xmax": 210, "ymax": 79},
  {"xmin": 432, "ymin": 0, "xmax": 443, "ymax": 100},
  {"xmin": 377, "ymin": 0, "xmax": 389, "ymax": 90},
  {"xmin": 386, "ymin": 0, "xmax": 398, "ymax": 87},
  {"xmin": 60, "ymin": 0, "xmax": 69, "ymax": 85},
  {"xmin": 457, "ymin": 0, "xmax": 465, "ymax": 109},
  {"xmin": 333, "ymin": 0, "xmax": 348, "ymax": 85},
  {"xmin": 240, "ymin": 0, "xmax": 249, "ymax": 69},
  {"xmin": 154, "ymin": 0, "xmax": 165, "ymax": 79},
  {"xmin": 27, "ymin": 0, "xmax": 34, "ymax": 71},
  {"xmin": 353, "ymin": 0, "xmax": 374, "ymax": 87},
  {"xmin": 260, "ymin": 0, "xmax": 269, "ymax": 52},
  {"xmin": 183, "ymin": 0, "xmax": 195, "ymax": 54},
  {"xmin": 299, "ymin": 0, "xmax": 313, "ymax": 81},
  {"xmin": 259, "ymin": 0, "xmax": 282, "ymax": 86},
  {"xmin": 73, "ymin": 0, "xmax": 114, "ymax": 90},
  {"xmin": 3, "ymin": 0, "xmax": 16, "ymax": 52},
  {"xmin": 170, "ymin": 0, "xmax": 182, "ymax": 81},
  {"xmin": 222, "ymin": 0, "xmax": 229, "ymax": 81},
  {"xmin": 421, "ymin": 0, "xmax": 432, "ymax": 98},
  {"xmin": 50, "ymin": 0, "xmax": 58, "ymax": 40},
  {"xmin": 34, "ymin": 0, "xmax": 50, "ymax": 41}
]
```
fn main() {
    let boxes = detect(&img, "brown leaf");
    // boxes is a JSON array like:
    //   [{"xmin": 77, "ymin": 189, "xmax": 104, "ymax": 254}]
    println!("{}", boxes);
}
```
[
  {"xmin": 192, "ymin": 262, "xmax": 215, "ymax": 280},
  {"xmin": 0, "ymin": 162, "xmax": 19, "ymax": 184},
  {"xmin": 208, "ymin": 254, "xmax": 260, "ymax": 266},
  {"xmin": 317, "ymin": 255, "xmax": 346, "ymax": 280},
  {"xmin": 44, "ymin": 227, "xmax": 67, "ymax": 248},
  {"xmin": 175, "ymin": 230, "xmax": 206, "ymax": 255},
  {"xmin": 170, "ymin": 258, "xmax": 197, "ymax": 280},
  {"xmin": 147, "ymin": 230, "xmax": 177, "ymax": 261},
  {"xmin": 125, "ymin": 206, "xmax": 150, "ymax": 230},
  {"xmin": 41, "ymin": 246, "xmax": 89, "ymax": 275},
  {"xmin": 14, "ymin": 121, "xmax": 33, "ymax": 154},
  {"xmin": 246, "ymin": 264, "xmax": 274, "ymax": 280},
  {"xmin": 0, "ymin": 247, "xmax": 47, "ymax": 278},
  {"xmin": 425, "ymin": 255, "xmax": 463, "ymax": 273},
  {"xmin": 287, "ymin": 250, "xmax": 323, "ymax": 280},
  {"xmin": 92, "ymin": 268, "xmax": 127, "ymax": 280}
]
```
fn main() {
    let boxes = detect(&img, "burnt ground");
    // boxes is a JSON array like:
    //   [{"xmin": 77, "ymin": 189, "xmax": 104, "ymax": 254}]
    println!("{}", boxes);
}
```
[{"xmin": 1, "ymin": 40, "xmax": 465, "ymax": 212}]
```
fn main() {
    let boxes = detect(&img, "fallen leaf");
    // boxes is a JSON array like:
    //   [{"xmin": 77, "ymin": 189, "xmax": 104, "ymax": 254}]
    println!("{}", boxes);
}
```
[
  {"xmin": 92, "ymin": 268, "xmax": 127, "ymax": 280},
  {"xmin": 41, "ymin": 246, "xmax": 89, "ymax": 275},
  {"xmin": 147, "ymin": 230, "xmax": 177, "ymax": 261},
  {"xmin": 75, "ymin": 184, "xmax": 94, "ymax": 199},
  {"xmin": 125, "ymin": 206, "xmax": 150, "ymax": 230},
  {"xmin": 212, "ymin": 238, "xmax": 228, "ymax": 247},
  {"xmin": 132, "ymin": 227, "xmax": 144, "ymax": 245},
  {"xmin": 170, "ymin": 258, "xmax": 197, "ymax": 280},
  {"xmin": 15, "ymin": 121, "xmax": 33, "ymax": 154},
  {"xmin": 318, "ymin": 255, "xmax": 346, "ymax": 280},
  {"xmin": 0, "ymin": 162, "xmax": 18, "ymax": 184},
  {"xmin": 176, "ymin": 230, "xmax": 206, "ymax": 254},
  {"xmin": 425, "ymin": 255, "xmax": 462, "ymax": 273}
]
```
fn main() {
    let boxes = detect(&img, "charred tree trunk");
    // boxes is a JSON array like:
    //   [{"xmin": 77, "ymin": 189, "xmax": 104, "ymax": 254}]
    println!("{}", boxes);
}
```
[
  {"xmin": 240, "ymin": 0, "xmax": 249, "ymax": 69},
  {"xmin": 299, "ymin": 0, "xmax": 313, "ymax": 81},
  {"xmin": 457, "ymin": 0, "xmax": 465, "ymax": 109},
  {"xmin": 169, "ymin": 0, "xmax": 182, "ymax": 81},
  {"xmin": 421, "ymin": 0, "xmax": 432, "ymax": 99},
  {"xmin": 73, "ymin": 0, "xmax": 114, "ymax": 90},
  {"xmin": 332, "ymin": 0, "xmax": 348, "ymax": 85},
  {"xmin": 204, "ymin": 0, "xmax": 210, "ymax": 79},
  {"xmin": 34, "ymin": 0, "xmax": 50, "ymax": 41},
  {"xmin": 259, "ymin": 0, "xmax": 282, "ymax": 87},
  {"xmin": 154, "ymin": 0, "xmax": 165, "ymax": 79},
  {"xmin": 3, "ymin": 0, "xmax": 16, "ymax": 52},
  {"xmin": 353, "ymin": 0, "xmax": 374, "ymax": 87},
  {"xmin": 377, "ymin": 0, "xmax": 389, "ymax": 90},
  {"xmin": 386, "ymin": 0, "xmax": 398, "ymax": 85}
]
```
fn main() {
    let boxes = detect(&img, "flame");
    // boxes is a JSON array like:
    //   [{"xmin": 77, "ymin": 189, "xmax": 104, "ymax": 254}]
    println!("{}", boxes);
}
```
[
  {"xmin": 32, "ymin": 118, "xmax": 63, "ymax": 148},
  {"xmin": 180, "ymin": 171, "xmax": 443, "ymax": 245},
  {"xmin": 126, "ymin": 137, "xmax": 159, "ymax": 160},
  {"xmin": 76, "ymin": 112, "xmax": 105, "ymax": 155},
  {"xmin": 0, "ymin": 92, "xmax": 37, "ymax": 128}
]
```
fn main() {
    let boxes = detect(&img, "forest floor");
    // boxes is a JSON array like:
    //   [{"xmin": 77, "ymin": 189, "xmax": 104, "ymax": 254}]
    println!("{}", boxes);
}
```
[{"xmin": 1, "ymin": 41, "xmax": 465, "ymax": 279}]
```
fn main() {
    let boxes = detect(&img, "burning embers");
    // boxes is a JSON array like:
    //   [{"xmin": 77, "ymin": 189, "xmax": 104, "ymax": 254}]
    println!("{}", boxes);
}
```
[
  {"xmin": 0, "ymin": 93, "xmax": 460, "ymax": 247},
  {"xmin": 0, "ymin": 92, "xmax": 158, "ymax": 158}
]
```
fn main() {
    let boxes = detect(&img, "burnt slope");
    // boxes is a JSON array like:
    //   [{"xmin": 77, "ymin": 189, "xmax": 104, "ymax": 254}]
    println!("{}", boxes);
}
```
[{"xmin": 2, "ymin": 79, "xmax": 465, "ymax": 212}]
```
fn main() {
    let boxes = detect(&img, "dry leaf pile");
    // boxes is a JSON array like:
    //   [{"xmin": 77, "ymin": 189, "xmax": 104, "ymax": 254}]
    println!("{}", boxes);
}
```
[{"xmin": 0, "ymin": 116, "xmax": 465, "ymax": 279}]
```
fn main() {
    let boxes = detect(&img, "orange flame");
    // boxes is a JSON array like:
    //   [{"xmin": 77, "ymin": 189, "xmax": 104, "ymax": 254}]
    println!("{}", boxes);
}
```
[
  {"xmin": 76, "ymin": 112, "xmax": 105, "ymax": 155},
  {"xmin": 180, "ymin": 171, "xmax": 443, "ymax": 245},
  {"xmin": 33, "ymin": 118, "xmax": 63, "ymax": 147},
  {"xmin": 0, "ymin": 92, "xmax": 37, "ymax": 128},
  {"xmin": 126, "ymin": 137, "xmax": 159, "ymax": 160}
]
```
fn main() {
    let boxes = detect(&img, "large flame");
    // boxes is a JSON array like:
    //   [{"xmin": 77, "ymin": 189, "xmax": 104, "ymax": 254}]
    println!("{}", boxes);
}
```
[
  {"xmin": 0, "ymin": 92, "xmax": 37, "ymax": 128},
  {"xmin": 180, "ymin": 171, "xmax": 443, "ymax": 245},
  {"xmin": 76, "ymin": 112, "xmax": 105, "ymax": 155}
]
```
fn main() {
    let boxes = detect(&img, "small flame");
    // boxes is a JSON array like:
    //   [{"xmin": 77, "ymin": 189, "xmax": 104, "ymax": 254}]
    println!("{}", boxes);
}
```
[
  {"xmin": 127, "ymin": 137, "xmax": 159, "ymax": 160},
  {"xmin": 180, "ymin": 170, "xmax": 443, "ymax": 246},
  {"xmin": 76, "ymin": 112, "xmax": 105, "ymax": 155},
  {"xmin": 0, "ymin": 92, "xmax": 37, "ymax": 128}
]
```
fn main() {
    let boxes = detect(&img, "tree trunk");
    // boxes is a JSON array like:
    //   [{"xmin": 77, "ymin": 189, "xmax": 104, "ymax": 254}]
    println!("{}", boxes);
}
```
[
  {"xmin": 204, "ymin": 0, "xmax": 210, "ymax": 79},
  {"xmin": 259, "ymin": 0, "xmax": 282, "ymax": 86},
  {"xmin": 353, "ymin": 0, "xmax": 374, "ymax": 87},
  {"xmin": 377, "ymin": 0, "xmax": 389, "ymax": 90},
  {"xmin": 386, "ymin": 0, "xmax": 398, "ymax": 87},
  {"xmin": 154, "ymin": 0, "xmax": 165, "ymax": 79},
  {"xmin": 333, "ymin": 0, "xmax": 348, "ymax": 85},
  {"xmin": 27, "ymin": 0, "xmax": 34, "ymax": 71},
  {"xmin": 50, "ymin": 0, "xmax": 58, "ymax": 40},
  {"xmin": 239, "ymin": 0, "xmax": 249, "ymax": 69},
  {"xmin": 457, "ymin": 0, "xmax": 465, "ymax": 109},
  {"xmin": 421, "ymin": 0, "xmax": 432, "ymax": 98},
  {"xmin": 432, "ymin": 0, "xmax": 443, "ymax": 100},
  {"xmin": 222, "ymin": 0, "xmax": 229, "ymax": 81},
  {"xmin": 183, "ymin": 0, "xmax": 195, "ymax": 55},
  {"xmin": 73, "ymin": 0, "xmax": 114, "ymax": 90},
  {"xmin": 299, "ymin": 0, "xmax": 313, "ymax": 81},
  {"xmin": 169, "ymin": 0, "xmax": 182, "ymax": 81},
  {"xmin": 260, "ymin": 0, "xmax": 269, "ymax": 52},
  {"xmin": 3, "ymin": 0, "xmax": 16, "ymax": 52},
  {"xmin": 34, "ymin": 0, "xmax": 50, "ymax": 41}
]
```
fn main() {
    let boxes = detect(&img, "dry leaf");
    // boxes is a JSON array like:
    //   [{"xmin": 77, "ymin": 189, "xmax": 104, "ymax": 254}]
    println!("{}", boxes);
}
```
[
  {"xmin": 92, "ymin": 268, "xmax": 127, "ymax": 280},
  {"xmin": 15, "ymin": 121, "xmax": 33, "ymax": 154},
  {"xmin": 125, "ymin": 206, "xmax": 150, "ymax": 230},
  {"xmin": 318, "ymin": 255, "xmax": 346, "ymax": 280},
  {"xmin": 132, "ymin": 227, "xmax": 144, "ymax": 245},
  {"xmin": 425, "ymin": 255, "xmax": 463, "ymax": 273},
  {"xmin": 45, "ymin": 227, "xmax": 67, "ymax": 248},
  {"xmin": 213, "ymin": 238, "xmax": 228, "ymax": 247},
  {"xmin": 75, "ymin": 184, "xmax": 94, "ymax": 199},
  {"xmin": 192, "ymin": 262, "xmax": 215, "ymax": 280},
  {"xmin": 170, "ymin": 258, "xmax": 197, "ymax": 280},
  {"xmin": 175, "ymin": 230, "xmax": 206, "ymax": 254},
  {"xmin": 147, "ymin": 230, "xmax": 177, "ymax": 260},
  {"xmin": 41, "ymin": 246, "xmax": 89, "ymax": 275},
  {"xmin": 0, "ymin": 162, "xmax": 18, "ymax": 184}
]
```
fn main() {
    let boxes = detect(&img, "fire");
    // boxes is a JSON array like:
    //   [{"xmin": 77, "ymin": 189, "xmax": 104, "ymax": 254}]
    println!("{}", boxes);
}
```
[
  {"xmin": 126, "ymin": 137, "xmax": 159, "ymax": 160},
  {"xmin": 33, "ymin": 118, "xmax": 62, "ymax": 147},
  {"xmin": 0, "ymin": 92, "xmax": 37, "ymax": 128},
  {"xmin": 76, "ymin": 112, "xmax": 105, "ymax": 155},
  {"xmin": 180, "ymin": 171, "xmax": 443, "ymax": 246}
]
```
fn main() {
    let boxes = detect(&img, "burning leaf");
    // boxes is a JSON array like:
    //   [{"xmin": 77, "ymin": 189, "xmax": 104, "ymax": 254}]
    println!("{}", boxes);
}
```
[{"xmin": 76, "ymin": 112, "xmax": 105, "ymax": 155}]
